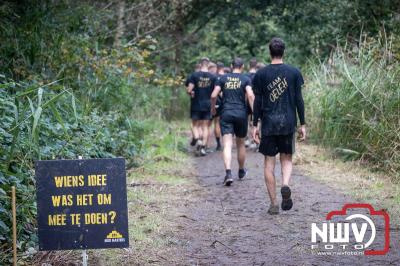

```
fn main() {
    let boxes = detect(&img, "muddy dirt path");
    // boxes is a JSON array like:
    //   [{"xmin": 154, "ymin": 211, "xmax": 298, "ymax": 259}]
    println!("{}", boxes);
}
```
[{"xmin": 173, "ymin": 150, "xmax": 400, "ymax": 265}]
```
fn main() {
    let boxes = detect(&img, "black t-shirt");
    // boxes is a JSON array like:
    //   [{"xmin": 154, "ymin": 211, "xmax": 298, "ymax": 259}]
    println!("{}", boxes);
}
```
[
  {"xmin": 216, "ymin": 73, "xmax": 251, "ymax": 118},
  {"xmin": 252, "ymin": 64, "xmax": 305, "ymax": 136},
  {"xmin": 246, "ymin": 72, "xmax": 256, "ymax": 83},
  {"xmin": 187, "ymin": 71, "xmax": 216, "ymax": 112}
]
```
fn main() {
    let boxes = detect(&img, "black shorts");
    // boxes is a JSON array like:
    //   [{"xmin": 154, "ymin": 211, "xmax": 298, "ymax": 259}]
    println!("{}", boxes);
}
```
[
  {"xmin": 220, "ymin": 114, "xmax": 248, "ymax": 138},
  {"xmin": 191, "ymin": 111, "xmax": 211, "ymax": 121},
  {"xmin": 259, "ymin": 133, "xmax": 295, "ymax": 156}
]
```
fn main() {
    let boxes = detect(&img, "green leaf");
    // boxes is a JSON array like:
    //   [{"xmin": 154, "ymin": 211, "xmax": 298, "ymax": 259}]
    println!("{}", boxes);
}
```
[
  {"xmin": 0, "ymin": 220, "xmax": 8, "ymax": 232},
  {"xmin": 31, "ymin": 106, "xmax": 42, "ymax": 139},
  {"xmin": 71, "ymin": 93, "xmax": 77, "ymax": 122}
]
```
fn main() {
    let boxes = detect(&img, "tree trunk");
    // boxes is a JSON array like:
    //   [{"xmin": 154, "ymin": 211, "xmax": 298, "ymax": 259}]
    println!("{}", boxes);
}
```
[
  {"xmin": 169, "ymin": 2, "xmax": 184, "ymax": 120},
  {"xmin": 114, "ymin": 0, "xmax": 126, "ymax": 47}
]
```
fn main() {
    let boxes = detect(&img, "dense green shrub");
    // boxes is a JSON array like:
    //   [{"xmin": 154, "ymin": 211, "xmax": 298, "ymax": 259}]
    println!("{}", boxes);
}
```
[
  {"xmin": 0, "ymin": 2, "xmax": 191, "ymax": 263},
  {"xmin": 305, "ymin": 36, "xmax": 400, "ymax": 178},
  {"xmin": 0, "ymin": 79, "xmax": 148, "ymax": 263}
]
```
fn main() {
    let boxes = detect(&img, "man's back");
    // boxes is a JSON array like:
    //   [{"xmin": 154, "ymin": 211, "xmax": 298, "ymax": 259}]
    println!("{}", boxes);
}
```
[
  {"xmin": 253, "ymin": 63, "xmax": 305, "ymax": 136},
  {"xmin": 188, "ymin": 71, "xmax": 216, "ymax": 111},
  {"xmin": 218, "ymin": 73, "xmax": 251, "ymax": 117}
]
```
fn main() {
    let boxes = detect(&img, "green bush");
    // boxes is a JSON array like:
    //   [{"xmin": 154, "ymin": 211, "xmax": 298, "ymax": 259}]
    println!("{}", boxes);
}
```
[
  {"xmin": 0, "ymin": 79, "xmax": 146, "ymax": 264},
  {"xmin": 305, "ymin": 36, "xmax": 400, "ymax": 178}
]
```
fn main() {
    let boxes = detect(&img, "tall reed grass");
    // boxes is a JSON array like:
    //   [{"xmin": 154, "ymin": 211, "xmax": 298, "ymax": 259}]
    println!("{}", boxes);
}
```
[{"xmin": 305, "ymin": 36, "xmax": 400, "ymax": 178}]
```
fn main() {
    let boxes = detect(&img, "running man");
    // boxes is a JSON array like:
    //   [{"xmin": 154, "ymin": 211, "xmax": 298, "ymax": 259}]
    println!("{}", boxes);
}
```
[
  {"xmin": 187, "ymin": 57, "xmax": 216, "ymax": 156},
  {"xmin": 252, "ymin": 38, "xmax": 306, "ymax": 215},
  {"xmin": 211, "ymin": 58, "xmax": 255, "ymax": 186},
  {"xmin": 186, "ymin": 63, "xmax": 201, "ymax": 146},
  {"xmin": 245, "ymin": 58, "xmax": 258, "ymax": 149},
  {"xmin": 246, "ymin": 58, "xmax": 258, "ymax": 82},
  {"xmin": 213, "ymin": 62, "xmax": 225, "ymax": 151},
  {"xmin": 206, "ymin": 61, "xmax": 218, "ymax": 151}
]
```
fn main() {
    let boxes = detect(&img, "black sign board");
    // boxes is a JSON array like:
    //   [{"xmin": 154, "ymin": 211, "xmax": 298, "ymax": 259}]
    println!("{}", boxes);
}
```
[{"xmin": 35, "ymin": 158, "xmax": 129, "ymax": 250}]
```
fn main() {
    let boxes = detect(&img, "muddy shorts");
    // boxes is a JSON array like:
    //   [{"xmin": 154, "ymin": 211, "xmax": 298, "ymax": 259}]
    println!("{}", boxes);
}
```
[
  {"xmin": 220, "ymin": 114, "xmax": 248, "ymax": 138},
  {"xmin": 259, "ymin": 133, "xmax": 295, "ymax": 156}
]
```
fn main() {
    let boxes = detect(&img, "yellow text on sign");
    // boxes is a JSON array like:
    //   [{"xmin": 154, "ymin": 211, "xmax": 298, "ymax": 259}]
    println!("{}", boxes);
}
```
[
  {"xmin": 76, "ymin": 194, "xmax": 93, "ymax": 206},
  {"xmin": 48, "ymin": 214, "xmax": 66, "ymax": 226},
  {"xmin": 85, "ymin": 213, "xmax": 111, "ymax": 224},
  {"xmin": 87, "ymin": 174, "xmax": 107, "ymax": 186}
]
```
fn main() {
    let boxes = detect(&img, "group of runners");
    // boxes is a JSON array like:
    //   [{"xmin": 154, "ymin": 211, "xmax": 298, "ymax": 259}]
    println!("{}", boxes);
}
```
[{"xmin": 185, "ymin": 38, "xmax": 306, "ymax": 215}]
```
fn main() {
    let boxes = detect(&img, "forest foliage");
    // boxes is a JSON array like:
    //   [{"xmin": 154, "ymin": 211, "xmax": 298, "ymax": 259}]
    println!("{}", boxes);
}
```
[{"xmin": 0, "ymin": 0, "xmax": 399, "ymax": 263}]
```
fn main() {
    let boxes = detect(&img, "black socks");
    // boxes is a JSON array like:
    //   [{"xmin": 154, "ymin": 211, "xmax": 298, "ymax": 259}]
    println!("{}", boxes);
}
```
[{"xmin": 226, "ymin": 169, "xmax": 232, "ymax": 176}]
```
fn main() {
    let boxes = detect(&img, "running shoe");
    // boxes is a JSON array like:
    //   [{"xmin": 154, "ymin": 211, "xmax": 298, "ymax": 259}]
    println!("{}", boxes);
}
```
[
  {"xmin": 238, "ymin": 168, "xmax": 247, "ymax": 180},
  {"xmin": 195, "ymin": 141, "xmax": 202, "ymax": 156},
  {"xmin": 267, "ymin": 204, "xmax": 279, "ymax": 215},
  {"xmin": 281, "ymin": 186, "xmax": 293, "ymax": 211},
  {"xmin": 223, "ymin": 173, "xmax": 233, "ymax": 186},
  {"xmin": 249, "ymin": 142, "xmax": 258, "ymax": 150},
  {"xmin": 244, "ymin": 139, "xmax": 251, "ymax": 148},
  {"xmin": 200, "ymin": 146, "xmax": 207, "ymax": 156}
]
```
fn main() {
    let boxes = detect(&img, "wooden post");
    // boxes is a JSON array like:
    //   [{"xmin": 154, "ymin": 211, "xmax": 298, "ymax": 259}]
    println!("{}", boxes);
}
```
[
  {"xmin": 12, "ymin": 186, "xmax": 17, "ymax": 266},
  {"xmin": 77, "ymin": 156, "xmax": 88, "ymax": 266}
]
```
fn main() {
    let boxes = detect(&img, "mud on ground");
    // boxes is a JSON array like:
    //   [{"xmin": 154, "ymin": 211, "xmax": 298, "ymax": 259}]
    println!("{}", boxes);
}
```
[{"xmin": 168, "ymin": 150, "xmax": 400, "ymax": 266}]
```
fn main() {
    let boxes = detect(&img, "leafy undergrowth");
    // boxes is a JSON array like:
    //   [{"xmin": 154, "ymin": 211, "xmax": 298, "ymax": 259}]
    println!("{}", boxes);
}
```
[
  {"xmin": 0, "ymin": 81, "xmax": 148, "ymax": 265},
  {"xmin": 31, "ymin": 121, "xmax": 195, "ymax": 265},
  {"xmin": 295, "ymin": 142, "xmax": 400, "ymax": 226}
]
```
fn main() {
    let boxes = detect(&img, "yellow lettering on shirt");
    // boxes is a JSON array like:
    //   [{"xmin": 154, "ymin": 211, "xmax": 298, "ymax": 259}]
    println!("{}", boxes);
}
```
[
  {"xmin": 225, "ymin": 77, "xmax": 241, "ymax": 89},
  {"xmin": 268, "ymin": 77, "xmax": 288, "ymax": 102}
]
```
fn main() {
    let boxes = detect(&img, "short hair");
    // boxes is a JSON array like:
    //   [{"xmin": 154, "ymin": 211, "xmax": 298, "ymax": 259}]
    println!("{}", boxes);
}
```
[
  {"xmin": 249, "ymin": 58, "xmax": 258, "ymax": 69},
  {"xmin": 224, "ymin": 67, "xmax": 232, "ymax": 73},
  {"xmin": 200, "ymin": 57, "xmax": 210, "ymax": 67},
  {"xmin": 208, "ymin": 61, "xmax": 216, "ymax": 69},
  {"xmin": 269, "ymin": 37, "xmax": 285, "ymax": 58},
  {"xmin": 231, "ymin": 57, "xmax": 244, "ymax": 69},
  {"xmin": 216, "ymin": 62, "xmax": 224, "ymax": 70},
  {"xmin": 256, "ymin": 62, "xmax": 266, "ymax": 70}
]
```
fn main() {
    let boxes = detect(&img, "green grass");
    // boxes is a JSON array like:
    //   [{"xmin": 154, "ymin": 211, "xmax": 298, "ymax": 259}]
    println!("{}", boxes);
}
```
[
  {"xmin": 305, "ymin": 36, "xmax": 400, "ymax": 179},
  {"xmin": 90, "ymin": 120, "xmax": 192, "ymax": 265}
]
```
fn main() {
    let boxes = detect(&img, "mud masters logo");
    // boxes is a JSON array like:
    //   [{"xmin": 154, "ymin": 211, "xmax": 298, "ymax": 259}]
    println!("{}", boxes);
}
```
[{"xmin": 311, "ymin": 204, "xmax": 390, "ymax": 256}]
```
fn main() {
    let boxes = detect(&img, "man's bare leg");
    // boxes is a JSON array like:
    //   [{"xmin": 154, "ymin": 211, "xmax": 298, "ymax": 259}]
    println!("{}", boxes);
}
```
[
  {"xmin": 280, "ymin": 153, "xmax": 292, "ymax": 186},
  {"xmin": 223, "ymin": 134, "xmax": 233, "ymax": 170},
  {"xmin": 197, "ymin": 120, "xmax": 208, "ymax": 156},
  {"xmin": 201, "ymin": 120, "xmax": 209, "ymax": 146},
  {"xmin": 192, "ymin": 120, "xmax": 201, "ymax": 141},
  {"xmin": 280, "ymin": 153, "xmax": 293, "ymax": 211},
  {"xmin": 214, "ymin": 117, "xmax": 222, "ymax": 150},
  {"xmin": 264, "ymin": 156, "xmax": 277, "ymax": 206},
  {"xmin": 236, "ymin": 137, "xmax": 246, "ymax": 169},
  {"xmin": 207, "ymin": 119, "xmax": 213, "ymax": 149},
  {"xmin": 191, "ymin": 120, "xmax": 195, "ymax": 140},
  {"xmin": 192, "ymin": 120, "xmax": 203, "ymax": 155},
  {"xmin": 235, "ymin": 137, "xmax": 247, "ymax": 180},
  {"xmin": 222, "ymin": 134, "xmax": 233, "ymax": 185}
]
